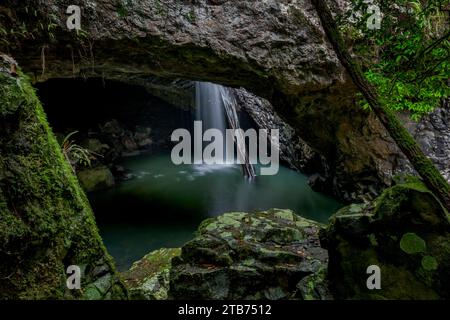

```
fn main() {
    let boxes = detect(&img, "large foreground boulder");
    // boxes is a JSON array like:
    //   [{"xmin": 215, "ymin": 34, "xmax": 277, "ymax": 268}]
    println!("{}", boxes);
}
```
[
  {"xmin": 170, "ymin": 209, "xmax": 331, "ymax": 300},
  {"xmin": 321, "ymin": 179, "xmax": 450, "ymax": 299},
  {"xmin": 124, "ymin": 209, "xmax": 332, "ymax": 300},
  {"xmin": 0, "ymin": 55, "xmax": 126, "ymax": 299}
]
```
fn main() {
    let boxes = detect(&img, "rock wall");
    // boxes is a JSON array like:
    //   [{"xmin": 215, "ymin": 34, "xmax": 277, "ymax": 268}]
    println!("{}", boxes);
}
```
[
  {"xmin": 0, "ymin": 55, "xmax": 126, "ymax": 299},
  {"xmin": 396, "ymin": 102, "xmax": 450, "ymax": 183},
  {"xmin": 233, "ymin": 87, "xmax": 324, "ymax": 173}
]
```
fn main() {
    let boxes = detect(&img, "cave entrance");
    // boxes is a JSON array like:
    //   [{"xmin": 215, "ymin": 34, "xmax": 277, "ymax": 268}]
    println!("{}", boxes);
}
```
[{"xmin": 35, "ymin": 78, "xmax": 342, "ymax": 271}]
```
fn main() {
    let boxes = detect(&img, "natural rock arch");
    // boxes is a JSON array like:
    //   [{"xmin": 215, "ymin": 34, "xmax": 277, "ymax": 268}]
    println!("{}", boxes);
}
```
[{"xmin": 1, "ymin": 0, "xmax": 402, "ymax": 201}]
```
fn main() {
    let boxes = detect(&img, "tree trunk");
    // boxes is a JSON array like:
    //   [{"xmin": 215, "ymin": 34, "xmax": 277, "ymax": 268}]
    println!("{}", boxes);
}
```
[{"xmin": 311, "ymin": 0, "xmax": 450, "ymax": 211}]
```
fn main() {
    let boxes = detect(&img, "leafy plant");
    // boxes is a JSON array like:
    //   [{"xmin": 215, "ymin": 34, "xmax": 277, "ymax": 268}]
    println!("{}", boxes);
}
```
[{"xmin": 61, "ymin": 131, "xmax": 100, "ymax": 173}]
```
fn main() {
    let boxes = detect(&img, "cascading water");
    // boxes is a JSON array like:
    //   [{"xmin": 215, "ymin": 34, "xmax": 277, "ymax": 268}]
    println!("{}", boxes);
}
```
[
  {"xmin": 195, "ymin": 82, "xmax": 227, "ymax": 134},
  {"xmin": 195, "ymin": 82, "xmax": 256, "ymax": 178}
]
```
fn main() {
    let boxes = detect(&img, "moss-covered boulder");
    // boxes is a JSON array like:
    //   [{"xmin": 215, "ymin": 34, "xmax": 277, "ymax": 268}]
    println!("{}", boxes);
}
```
[
  {"xmin": 0, "ymin": 55, "xmax": 126, "ymax": 299},
  {"xmin": 123, "ymin": 248, "xmax": 181, "ymax": 300},
  {"xmin": 168, "ymin": 209, "xmax": 332, "ymax": 300},
  {"xmin": 321, "ymin": 178, "xmax": 450, "ymax": 299},
  {"xmin": 77, "ymin": 166, "xmax": 115, "ymax": 192}
]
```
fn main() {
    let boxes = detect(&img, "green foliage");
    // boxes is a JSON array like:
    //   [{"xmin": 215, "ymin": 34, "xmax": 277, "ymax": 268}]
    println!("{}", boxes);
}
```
[
  {"xmin": 0, "ymin": 4, "xmax": 61, "ymax": 51},
  {"xmin": 341, "ymin": 0, "xmax": 450, "ymax": 118}
]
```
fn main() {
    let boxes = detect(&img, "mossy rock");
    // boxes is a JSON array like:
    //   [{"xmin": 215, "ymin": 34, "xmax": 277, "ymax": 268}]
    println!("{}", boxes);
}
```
[
  {"xmin": 323, "ymin": 179, "xmax": 450, "ymax": 300},
  {"xmin": 0, "ymin": 55, "xmax": 126, "ymax": 299},
  {"xmin": 169, "ymin": 209, "xmax": 331, "ymax": 300},
  {"xmin": 77, "ymin": 166, "xmax": 115, "ymax": 192},
  {"xmin": 123, "ymin": 248, "xmax": 181, "ymax": 300}
]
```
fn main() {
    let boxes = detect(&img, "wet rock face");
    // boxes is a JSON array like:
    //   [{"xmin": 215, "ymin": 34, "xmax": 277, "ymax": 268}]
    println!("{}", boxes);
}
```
[
  {"xmin": 233, "ymin": 88, "xmax": 324, "ymax": 173},
  {"xmin": 322, "ymin": 179, "xmax": 450, "ymax": 299},
  {"xmin": 168, "ymin": 209, "xmax": 332, "ymax": 300},
  {"xmin": 5, "ymin": 0, "xmax": 345, "ymax": 94}
]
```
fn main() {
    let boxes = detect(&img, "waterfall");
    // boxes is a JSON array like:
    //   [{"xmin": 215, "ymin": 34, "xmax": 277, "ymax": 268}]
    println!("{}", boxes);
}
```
[
  {"xmin": 195, "ymin": 82, "xmax": 227, "ymax": 134},
  {"xmin": 195, "ymin": 82, "xmax": 256, "ymax": 179}
]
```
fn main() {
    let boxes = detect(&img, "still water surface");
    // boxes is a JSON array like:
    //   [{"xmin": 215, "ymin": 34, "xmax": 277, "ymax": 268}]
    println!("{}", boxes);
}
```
[{"xmin": 91, "ymin": 153, "xmax": 342, "ymax": 271}]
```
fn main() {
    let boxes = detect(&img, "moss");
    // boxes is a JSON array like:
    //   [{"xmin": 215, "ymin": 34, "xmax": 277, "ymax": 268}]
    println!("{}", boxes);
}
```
[
  {"xmin": 216, "ymin": 214, "xmax": 244, "ymax": 228},
  {"xmin": 368, "ymin": 234, "xmax": 378, "ymax": 246},
  {"xmin": 0, "ymin": 73, "xmax": 23, "ymax": 115},
  {"xmin": 296, "ymin": 266, "xmax": 331, "ymax": 300},
  {"xmin": 273, "ymin": 209, "xmax": 294, "ymax": 221},
  {"xmin": 400, "ymin": 233, "xmax": 427, "ymax": 255},
  {"xmin": 197, "ymin": 217, "xmax": 216, "ymax": 235},
  {"xmin": 123, "ymin": 248, "xmax": 181, "ymax": 299},
  {"xmin": 421, "ymin": 256, "xmax": 438, "ymax": 271},
  {"xmin": 83, "ymin": 286, "xmax": 103, "ymax": 300},
  {"xmin": 0, "ymin": 61, "xmax": 126, "ymax": 299},
  {"xmin": 366, "ymin": 263, "xmax": 439, "ymax": 300},
  {"xmin": 373, "ymin": 177, "xmax": 449, "ymax": 225}
]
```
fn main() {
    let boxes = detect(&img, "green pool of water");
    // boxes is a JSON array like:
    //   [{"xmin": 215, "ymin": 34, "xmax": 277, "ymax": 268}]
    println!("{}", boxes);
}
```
[{"xmin": 90, "ymin": 153, "xmax": 342, "ymax": 271}]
